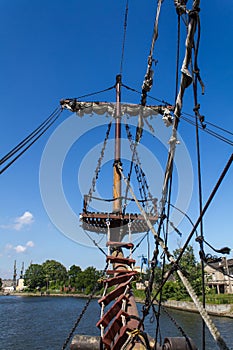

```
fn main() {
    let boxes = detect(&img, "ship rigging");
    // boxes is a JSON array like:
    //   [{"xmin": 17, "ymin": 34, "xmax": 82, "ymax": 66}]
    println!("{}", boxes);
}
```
[{"xmin": 1, "ymin": 1, "xmax": 233, "ymax": 350}]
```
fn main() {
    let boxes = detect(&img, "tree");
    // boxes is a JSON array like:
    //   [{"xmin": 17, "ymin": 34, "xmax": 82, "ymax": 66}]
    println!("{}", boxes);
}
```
[
  {"xmin": 81, "ymin": 267, "xmax": 102, "ymax": 294},
  {"xmin": 0, "ymin": 278, "xmax": 2, "ymax": 290},
  {"xmin": 173, "ymin": 245, "xmax": 202, "ymax": 298},
  {"xmin": 42, "ymin": 260, "xmax": 68, "ymax": 289},
  {"xmin": 68, "ymin": 265, "xmax": 82, "ymax": 290},
  {"xmin": 24, "ymin": 264, "xmax": 46, "ymax": 290}
]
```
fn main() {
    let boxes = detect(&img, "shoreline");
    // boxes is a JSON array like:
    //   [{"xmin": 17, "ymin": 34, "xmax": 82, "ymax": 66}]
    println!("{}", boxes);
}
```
[{"xmin": 1, "ymin": 292, "xmax": 233, "ymax": 318}]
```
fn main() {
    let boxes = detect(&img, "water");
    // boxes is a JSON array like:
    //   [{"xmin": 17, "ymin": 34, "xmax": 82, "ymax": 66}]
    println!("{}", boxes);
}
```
[{"xmin": 0, "ymin": 295, "xmax": 232, "ymax": 350}]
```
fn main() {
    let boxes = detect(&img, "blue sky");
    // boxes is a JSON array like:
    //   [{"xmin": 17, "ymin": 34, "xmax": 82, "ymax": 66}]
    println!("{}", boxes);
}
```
[{"xmin": 0, "ymin": 1, "xmax": 232, "ymax": 279}]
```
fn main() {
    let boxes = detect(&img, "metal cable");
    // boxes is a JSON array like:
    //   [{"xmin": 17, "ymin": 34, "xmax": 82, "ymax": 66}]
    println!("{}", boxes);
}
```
[
  {"xmin": 120, "ymin": 0, "xmax": 129, "ymax": 75},
  {"xmin": 83, "ymin": 230, "xmax": 107, "ymax": 257},
  {"xmin": 71, "ymin": 85, "xmax": 115, "ymax": 100},
  {"xmin": 122, "ymin": 83, "xmax": 233, "ymax": 146},
  {"xmin": 0, "ymin": 106, "xmax": 61, "ymax": 165},
  {"xmin": 0, "ymin": 108, "xmax": 63, "ymax": 175}
]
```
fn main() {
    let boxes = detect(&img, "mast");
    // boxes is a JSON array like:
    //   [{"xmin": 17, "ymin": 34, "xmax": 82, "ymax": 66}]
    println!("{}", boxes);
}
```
[
  {"xmin": 113, "ymin": 74, "xmax": 122, "ymax": 214},
  {"xmin": 20, "ymin": 262, "xmax": 24, "ymax": 279},
  {"xmin": 13, "ymin": 260, "xmax": 17, "ymax": 291}
]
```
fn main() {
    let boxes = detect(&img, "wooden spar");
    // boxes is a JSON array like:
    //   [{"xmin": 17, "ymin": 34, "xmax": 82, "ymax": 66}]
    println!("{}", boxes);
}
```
[{"xmin": 113, "ymin": 74, "xmax": 122, "ymax": 214}]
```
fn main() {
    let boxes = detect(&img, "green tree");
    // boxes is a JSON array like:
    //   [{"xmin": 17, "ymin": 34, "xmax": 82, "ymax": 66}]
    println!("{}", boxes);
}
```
[
  {"xmin": 42, "ymin": 260, "xmax": 68, "ymax": 289},
  {"xmin": 173, "ymin": 245, "xmax": 202, "ymax": 298},
  {"xmin": 81, "ymin": 266, "xmax": 102, "ymax": 294},
  {"xmin": 24, "ymin": 264, "xmax": 46, "ymax": 290},
  {"xmin": 68, "ymin": 265, "xmax": 82, "ymax": 290},
  {"xmin": 0, "ymin": 278, "xmax": 2, "ymax": 290}
]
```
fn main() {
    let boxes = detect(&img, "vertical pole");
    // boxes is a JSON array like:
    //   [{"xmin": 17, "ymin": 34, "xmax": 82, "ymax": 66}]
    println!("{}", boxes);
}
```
[
  {"xmin": 113, "ymin": 74, "xmax": 122, "ymax": 213},
  {"xmin": 13, "ymin": 260, "xmax": 17, "ymax": 291}
]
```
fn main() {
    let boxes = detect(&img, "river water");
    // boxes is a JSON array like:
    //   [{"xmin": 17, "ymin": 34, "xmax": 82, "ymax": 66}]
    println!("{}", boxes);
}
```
[{"xmin": 0, "ymin": 295, "xmax": 232, "ymax": 350}]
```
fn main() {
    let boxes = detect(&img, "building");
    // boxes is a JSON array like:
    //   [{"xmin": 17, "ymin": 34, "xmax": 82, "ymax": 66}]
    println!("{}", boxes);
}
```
[{"xmin": 205, "ymin": 258, "xmax": 233, "ymax": 294}]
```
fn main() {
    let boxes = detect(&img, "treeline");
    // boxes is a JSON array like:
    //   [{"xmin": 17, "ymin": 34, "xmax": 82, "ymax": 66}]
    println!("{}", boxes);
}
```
[
  {"xmin": 23, "ymin": 246, "xmax": 204, "ymax": 299},
  {"xmin": 24, "ymin": 260, "xmax": 102, "ymax": 294}
]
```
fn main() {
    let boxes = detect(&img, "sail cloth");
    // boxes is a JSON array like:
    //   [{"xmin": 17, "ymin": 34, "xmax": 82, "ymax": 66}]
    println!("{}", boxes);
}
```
[{"xmin": 60, "ymin": 100, "xmax": 173, "ymax": 126}]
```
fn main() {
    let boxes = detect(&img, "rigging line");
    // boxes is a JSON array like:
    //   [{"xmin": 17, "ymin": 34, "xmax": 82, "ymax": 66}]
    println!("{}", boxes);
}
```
[
  {"xmin": 141, "ymin": 0, "xmax": 163, "ymax": 106},
  {"xmin": 193, "ymin": 46, "xmax": 206, "ymax": 350},
  {"xmin": 155, "ymin": 175, "xmax": 173, "ymax": 345},
  {"xmin": 174, "ymin": 13, "xmax": 181, "ymax": 103},
  {"xmin": 183, "ymin": 111, "xmax": 233, "ymax": 137},
  {"xmin": 130, "ymin": 231, "xmax": 149, "ymax": 255},
  {"xmin": 175, "ymin": 153, "xmax": 233, "ymax": 267},
  {"xmin": 68, "ymin": 85, "xmax": 115, "ymax": 100},
  {"xmin": 180, "ymin": 114, "xmax": 233, "ymax": 146},
  {"xmin": 0, "ymin": 108, "xmax": 63, "ymax": 175},
  {"xmin": 85, "ymin": 194, "xmax": 157, "ymax": 203},
  {"xmin": 122, "ymin": 82, "xmax": 173, "ymax": 105},
  {"xmin": 118, "ymin": 164, "xmax": 230, "ymax": 349},
  {"xmin": 119, "ymin": 0, "xmax": 129, "ymax": 75},
  {"xmin": 153, "ymin": 296, "xmax": 194, "ymax": 349},
  {"xmin": 122, "ymin": 82, "xmax": 233, "ymax": 141},
  {"xmin": 160, "ymin": 0, "xmax": 202, "ymax": 217},
  {"xmin": 168, "ymin": 202, "xmax": 197, "ymax": 235},
  {"xmin": 83, "ymin": 230, "xmax": 107, "ymax": 257},
  {"xmin": 0, "ymin": 107, "xmax": 61, "ymax": 165}
]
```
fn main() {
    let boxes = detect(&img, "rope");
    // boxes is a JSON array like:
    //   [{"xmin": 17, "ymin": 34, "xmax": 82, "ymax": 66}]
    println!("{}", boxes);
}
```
[
  {"xmin": 0, "ymin": 108, "xmax": 63, "ymax": 175},
  {"xmin": 175, "ymin": 153, "xmax": 233, "ymax": 267},
  {"xmin": 174, "ymin": 13, "xmax": 181, "ymax": 103},
  {"xmin": 118, "ymin": 164, "xmax": 230, "ymax": 349},
  {"xmin": 122, "ymin": 82, "xmax": 233, "ymax": 146},
  {"xmin": 0, "ymin": 106, "xmax": 61, "ymax": 165},
  {"xmin": 160, "ymin": 0, "xmax": 201, "ymax": 217},
  {"xmin": 180, "ymin": 114, "xmax": 233, "ymax": 146},
  {"xmin": 68, "ymin": 85, "xmax": 115, "ymax": 100},
  {"xmin": 119, "ymin": 0, "xmax": 129, "ymax": 75},
  {"xmin": 141, "ymin": 0, "xmax": 163, "ymax": 106},
  {"xmin": 83, "ymin": 230, "xmax": 107, "ymax": 257},
  {"xmin": 192, "ymin": 30, "xmax": 206, "ymax": 348}
]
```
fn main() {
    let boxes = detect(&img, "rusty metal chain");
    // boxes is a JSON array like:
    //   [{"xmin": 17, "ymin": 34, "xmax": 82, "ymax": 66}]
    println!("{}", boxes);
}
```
[
  {"xmin": 124, "ymin": 122, "xmax": 157, "ymax": 216},
  {"xmin": 61, "ymin": 263, "xmax": 108, "ymax": 350},
  {"xmin": 86, "ymin": 119, "xmax": 113, "ymax": 209}
]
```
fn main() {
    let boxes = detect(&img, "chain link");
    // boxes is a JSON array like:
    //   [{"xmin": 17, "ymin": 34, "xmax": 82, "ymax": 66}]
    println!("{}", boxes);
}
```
[
  {"xmin": 86, "ymin": 119, "xmax": 113, "ymax": 209},
  {"xmin": 124, "ymin": 122, "xmax": 157, "ymax": 216},
  {"xmin": 61, "ymin": 263, "xmax": 108, "ymax": 350}
]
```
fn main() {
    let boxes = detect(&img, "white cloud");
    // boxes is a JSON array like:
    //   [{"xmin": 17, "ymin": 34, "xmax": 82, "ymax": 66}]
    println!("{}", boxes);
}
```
[
  {"xmin": 26, "ymin": 240, "xmax": 34, "ymax": 247},
  {"xmin": 14, "ymin": 245, "xmax": 27, "ymax": 253},
  {"xmin": 4, "ymin": 240, "xmax": 35, "ymax": 254},
  {"xmin": 13, "ymin": 211, "xmax": 34, "ymax": 231},
  {"xmin": 0, "ymin": 211, "xmax": 34, "ymax": 231}
]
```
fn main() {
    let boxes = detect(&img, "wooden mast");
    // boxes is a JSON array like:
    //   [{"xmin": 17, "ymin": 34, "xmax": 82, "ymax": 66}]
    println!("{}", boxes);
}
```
[{"xmin": 113, "ymin": 74, "xmax": 122, "ymax": 214}]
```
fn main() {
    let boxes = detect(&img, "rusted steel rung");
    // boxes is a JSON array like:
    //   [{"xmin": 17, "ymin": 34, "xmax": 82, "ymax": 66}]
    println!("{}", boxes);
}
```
[
  {"xmin": 106, "ymin": 241, "xmax": 134, "ymax": 249},
  {"xmin": 106, "ymin": 269, "xmax": 133, "ymax": 275},
  {"xmin": 96, "ymin": 294, "xmax": 129, "ymax": 329},
  {"xmin": 103, "ymin": 271, "xmax": 137, "ymax": 288},
  {"xmin": 102, "ymin": 310, "xmax": 129, "ymax": 348},
  {"xmin": 98, "ymin": 280, "xmax": 130, "ymax": 306},
  {"xmin": 106, "ymin": 255, "xmax": 135, "ymax": 266}
]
